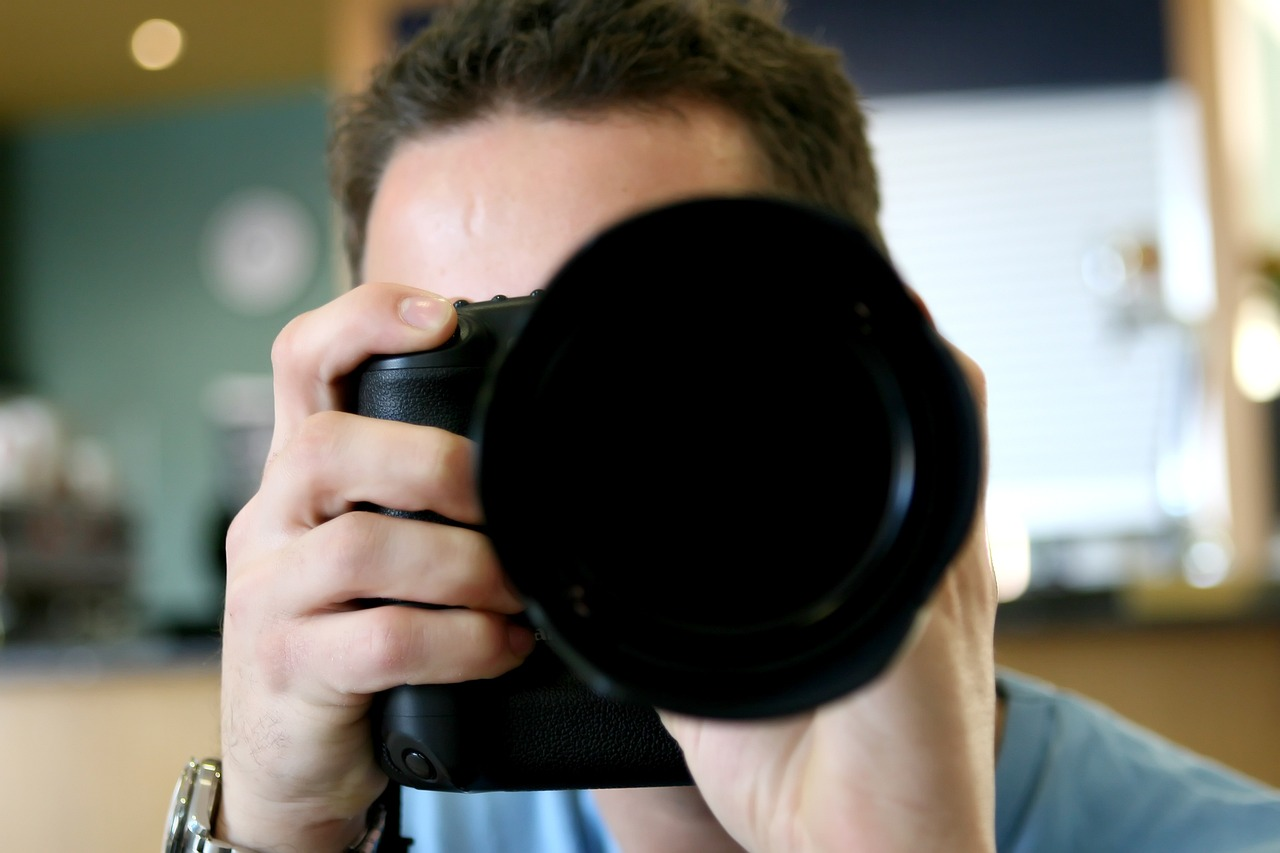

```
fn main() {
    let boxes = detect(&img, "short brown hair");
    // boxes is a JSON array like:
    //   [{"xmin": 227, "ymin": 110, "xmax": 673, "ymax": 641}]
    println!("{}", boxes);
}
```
[{"xmin": 329, "ymin": 0, "xmax": 882, "ymax": 280}]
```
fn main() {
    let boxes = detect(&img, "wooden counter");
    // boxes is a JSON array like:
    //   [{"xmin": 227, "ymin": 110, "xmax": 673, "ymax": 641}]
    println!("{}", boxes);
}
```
[
  {"xmin": 997, "ymin": 610, "xmax": 1280, "ymax": 788},
  {"xmin": 0, "ymin": 644, "xmax": 220, "ymax": 853}
]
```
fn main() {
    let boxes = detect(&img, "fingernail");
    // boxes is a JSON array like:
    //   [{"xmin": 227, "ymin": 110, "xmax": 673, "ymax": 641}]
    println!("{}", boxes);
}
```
[
  {"xmin": 507, "ymin": 623, "xmax": 536, "ymax": 657},
  {"xmin": 399, "ymin": 295, "xmax": 452, "ymax": 332}
]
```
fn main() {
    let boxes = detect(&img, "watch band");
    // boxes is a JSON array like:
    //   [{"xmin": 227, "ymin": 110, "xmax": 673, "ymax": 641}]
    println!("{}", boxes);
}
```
[{"xmin": 165, "ymin": 757, "xmax": 384, "ymax": 853}]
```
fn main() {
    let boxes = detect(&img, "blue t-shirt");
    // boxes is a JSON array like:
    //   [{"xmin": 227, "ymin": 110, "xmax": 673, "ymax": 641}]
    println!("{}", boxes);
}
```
[
  {"xmin": 398, "ymin": 670, "xmax": 1280, "ymax": 852},
  {"xmin": 996, "ymin": 670, "xmax": 1280, "ymax": 852}
]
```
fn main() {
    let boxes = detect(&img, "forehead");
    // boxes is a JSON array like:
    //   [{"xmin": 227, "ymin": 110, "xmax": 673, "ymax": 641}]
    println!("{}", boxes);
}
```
[{"xmin": 361, "ymin": 104, "xmax": 769, "ymax": 302}]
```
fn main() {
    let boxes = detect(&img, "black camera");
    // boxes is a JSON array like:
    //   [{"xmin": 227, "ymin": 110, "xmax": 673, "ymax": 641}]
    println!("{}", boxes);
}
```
[{"xmin": 355, "ymin": 196, "xmax": 982, "ymax": 793}]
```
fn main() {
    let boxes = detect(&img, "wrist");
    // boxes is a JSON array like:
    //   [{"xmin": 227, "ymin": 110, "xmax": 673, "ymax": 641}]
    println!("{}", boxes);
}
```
[{"xmin": 213, "ymin": 762, "xmax": 383, "ymax": 853}]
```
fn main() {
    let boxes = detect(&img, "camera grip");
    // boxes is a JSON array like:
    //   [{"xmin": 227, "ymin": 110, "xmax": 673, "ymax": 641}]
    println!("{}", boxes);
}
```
[
  {"xmin": 376, "ymin": 644, "xmax": 692, "ymax": 792},
  {"xmin": 356, "ymin": 351, "xmax": 691, "ymax": 792},
  {"xmin": 357, "ymin": 362, "xmax": 485, "ymax": 436}
]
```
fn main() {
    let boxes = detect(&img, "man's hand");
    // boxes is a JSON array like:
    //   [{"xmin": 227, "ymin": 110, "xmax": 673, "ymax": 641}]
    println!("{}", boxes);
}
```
[
  {"xmin": 216, "ymin": 283, "xmax": 536, "ymax": 852},
  {"xmin": 598, "ymin": 345, "xmax": 997, "ymax": 853}
]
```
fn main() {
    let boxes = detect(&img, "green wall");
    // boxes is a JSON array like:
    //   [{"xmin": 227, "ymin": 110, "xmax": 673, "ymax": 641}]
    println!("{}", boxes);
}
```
[
  {"xmin": 6, "ymin": 88, "xmax": 337, "ymax": 632},
  {"xmin": 0, "ymin": 137, "xmax": 21, "ymax": 389}
]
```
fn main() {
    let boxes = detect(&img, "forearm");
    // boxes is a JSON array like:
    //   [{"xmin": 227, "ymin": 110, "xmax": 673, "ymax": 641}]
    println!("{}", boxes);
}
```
[{"xmin": 593, "ymin": 787, "xmax": 747, "ymax": 853}]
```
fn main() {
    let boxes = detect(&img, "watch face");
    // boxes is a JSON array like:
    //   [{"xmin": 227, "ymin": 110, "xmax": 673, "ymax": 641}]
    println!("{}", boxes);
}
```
[{"xmin": 165, "ymin": 761, "xmax": 197, "ymax": 853}]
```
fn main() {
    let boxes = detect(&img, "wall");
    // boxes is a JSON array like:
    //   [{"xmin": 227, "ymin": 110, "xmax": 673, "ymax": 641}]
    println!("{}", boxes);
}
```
[
  {"xmin": 0, "ymin": 137, "xmax": 19, "ymax": 388},
  {"xmin": 4, "ymin": 87, "xmax": 336, "ymax": 631}
]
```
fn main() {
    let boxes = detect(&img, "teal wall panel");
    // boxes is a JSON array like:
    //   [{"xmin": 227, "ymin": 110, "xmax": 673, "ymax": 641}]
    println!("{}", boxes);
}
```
[
  {"xmin": 0, "ymin": 137, "xmax": 20, "ymax": 388},
  {"xmin": 8, "ymin": 88, "xmax": 337, "ymax": 631}
]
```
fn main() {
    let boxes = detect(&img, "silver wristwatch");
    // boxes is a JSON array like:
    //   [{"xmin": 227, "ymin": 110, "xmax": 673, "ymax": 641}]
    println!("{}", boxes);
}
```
[
  {"xmin": 164, "ymin": 758, "xmax": 384, "ymax": 853},
  {"xmin": 164, "ymin": 758, "xmax": 253, "ymax": 853}
]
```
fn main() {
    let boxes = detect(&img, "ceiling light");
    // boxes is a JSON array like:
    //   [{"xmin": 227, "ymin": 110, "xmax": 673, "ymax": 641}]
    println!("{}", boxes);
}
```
[{"xmin": 131, "ymin": 19, "xmax": 185, "ymax": 71}]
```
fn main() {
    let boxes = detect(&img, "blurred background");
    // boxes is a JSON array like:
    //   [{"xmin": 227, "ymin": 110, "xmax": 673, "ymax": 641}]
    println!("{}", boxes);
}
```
[{"xmin": 0, "ymin": 0, "xmax": 1278, "ymax": 849}]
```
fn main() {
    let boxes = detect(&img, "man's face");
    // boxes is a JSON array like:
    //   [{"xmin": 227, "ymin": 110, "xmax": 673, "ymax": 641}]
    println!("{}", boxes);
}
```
[{"xmin": 362, "ymin": 103, "xmax": 768, "ymax": 300}]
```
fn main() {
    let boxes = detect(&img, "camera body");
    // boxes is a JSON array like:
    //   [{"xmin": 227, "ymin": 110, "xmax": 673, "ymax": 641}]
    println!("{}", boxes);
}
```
[
  {"xmin": 355, "ymin": 195, "xmax": 982, "ymax": 793},
  {"xmin": 359, "ymin": 294, "xmax": 692, "ymax": 792}
]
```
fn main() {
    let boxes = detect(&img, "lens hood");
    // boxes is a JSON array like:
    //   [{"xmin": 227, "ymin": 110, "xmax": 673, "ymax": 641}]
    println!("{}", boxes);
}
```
[{"xmin": 475, "ymin": 195, "xmax": 982, "ymax": 718}]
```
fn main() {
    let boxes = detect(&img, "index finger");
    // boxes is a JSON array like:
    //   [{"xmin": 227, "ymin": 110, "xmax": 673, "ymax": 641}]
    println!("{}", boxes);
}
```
[{"xmin": 266, "ymin": 282, "xmax": 458, "ymax": 462}]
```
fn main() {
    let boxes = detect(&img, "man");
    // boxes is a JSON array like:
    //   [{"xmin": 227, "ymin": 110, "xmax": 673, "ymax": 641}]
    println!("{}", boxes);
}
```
[{"xmin": 189, "ymin": 1, "xmax": 1280, "ymax": 851}]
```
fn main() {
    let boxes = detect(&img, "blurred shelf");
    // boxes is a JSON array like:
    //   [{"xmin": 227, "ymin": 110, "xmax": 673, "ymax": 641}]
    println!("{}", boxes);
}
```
[
  {"xmin": 0, "ymin": 633, "xmax": 220, "ymax": 681},
  {"xmin": 997, "ymin": 580, "xmax": 1280, "ymax": 634}
]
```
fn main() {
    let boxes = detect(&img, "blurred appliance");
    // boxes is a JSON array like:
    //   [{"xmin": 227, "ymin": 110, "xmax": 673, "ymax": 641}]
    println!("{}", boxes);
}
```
[{"xmin": 0, "ymin": 503, "xmax": 136, "ymax": 644}]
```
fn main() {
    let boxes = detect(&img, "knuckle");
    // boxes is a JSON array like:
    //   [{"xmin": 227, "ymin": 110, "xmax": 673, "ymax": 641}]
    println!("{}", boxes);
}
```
[
  {"xmin": 434, "ymin": 433, "xmax": 472, "ymax": 480},
  {"xmin": 289, "ymin": 410, "xmax": 348, "ymax": 468},
  {"xmin": 457, "ymin": 613, "xmax": 519, "ymax": 677},
  {"xmin": 224, "ymin": 506, "xmax": 252, "ymax": 563},
  {"xmin": 452, "ymin": 541, "xmax": 510, "ymax": 605},
  {"xmin": 356, "ymin": 608, "xmax": 517, "ymax": 684},
  {"xmin": 221, "ymin": 559, "xmax": 273, "ymax": 629},
  {"xmin": 360, "ymin": 607, "xmax": 417, "ymax": 673},
  {"xmin": 417, "ymin": 434, "xmax": 479, "ymax": 520},
  {"xmin": 270, "ymin": 310, "xmax": 314, "ymax": 372},
  {"xmin": 222, "ymin": 570, "xmax": 320, "ymax": 698},
  {"xmin": 969, "ymin": 364, "xmax": 988, "ymax": 403},
  {"xmin": 956, "ymin": 351, "xmax": 988, "ymax": 404},
  {"xmin": 221, "ymin": 575, "xmax": 254, "ymax": 626},
  {"xmin": 313, "ymin": 512, "xmax": 380, "ymax": 588},
  {"xmin": 403, "ymin": 430, "xmax": 448, "ymax": 484}
]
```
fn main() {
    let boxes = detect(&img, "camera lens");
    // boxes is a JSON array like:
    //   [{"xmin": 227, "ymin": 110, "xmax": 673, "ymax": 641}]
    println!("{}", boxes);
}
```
[
  {"xmin": 545, "ymin": 320, "xmax": 911, "ymax": 635},
  {"xmin": 478, "ymin": 196, "xmax": 981, "ymax": 718}
]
